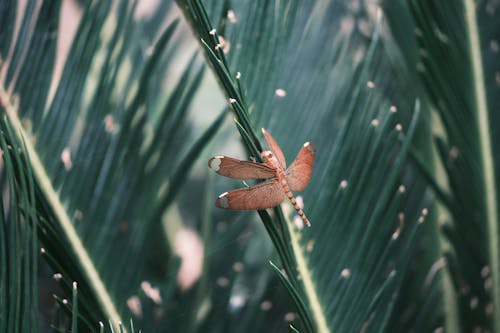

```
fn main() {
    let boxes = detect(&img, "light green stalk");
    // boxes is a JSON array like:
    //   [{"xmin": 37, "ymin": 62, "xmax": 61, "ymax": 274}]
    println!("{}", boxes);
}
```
[
  {"xmin": 464, "ymin": 1, "xmax": 500, "ymax": 332},
  {"xmin": 287, "ymin": 220, "xmax": 330, "ymax": 333}
]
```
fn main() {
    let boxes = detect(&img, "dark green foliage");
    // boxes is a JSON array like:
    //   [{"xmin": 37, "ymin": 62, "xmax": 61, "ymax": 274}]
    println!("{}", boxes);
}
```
[
  {"xmin": 1, "ymin": 0, "xmax": 224, "ymax": 331},
  {"xmin": 0, "ymin": 115, "xmax": 38, "ymax": 333},
  {"xmin": 384, "ymin": 0, "xmax": 500, "ymax": 331},
  {"xmin": 1, "ymin": 0, "xmax": 499, "ymax": 332},
  {"xmin": 179, "ymin": 1, "xmax": 439, "ymax": 332}
]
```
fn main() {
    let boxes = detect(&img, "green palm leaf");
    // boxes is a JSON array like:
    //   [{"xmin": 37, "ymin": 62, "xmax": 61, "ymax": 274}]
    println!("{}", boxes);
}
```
[
  {"xmin": 383, "ymin": 0, "xmax": 500, "ymax": 331},
  {"xmin": 1, "ymin": 1, "xmax": 223, "ymax": 331},
  {"xmin": 179, "ymin": 1, "xmax": 433, "ymax": 331},
  {"xmin": 0, "ymin": 118, "xmax": 39, "ymax": 332},
  {"xmin": 1, "ymin": 0, "xmax": 499, "ymax": 332}
]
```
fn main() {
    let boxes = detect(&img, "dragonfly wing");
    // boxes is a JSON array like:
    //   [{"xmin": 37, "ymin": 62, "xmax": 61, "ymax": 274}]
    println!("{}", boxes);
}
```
[
  {"xmin": 216, "ymin": 180, "xmax": 285, "ymax": 210},
  {"xmin": 209, "ymin": 156, "xmax": 276, "ymax": 179},
  {"xmin": 286, "ymin": 142, "xmax": 316, "ymax": 192},
  {"xmin": 262, "ymin": 128, "xmax": 286, "ymax": 168}
]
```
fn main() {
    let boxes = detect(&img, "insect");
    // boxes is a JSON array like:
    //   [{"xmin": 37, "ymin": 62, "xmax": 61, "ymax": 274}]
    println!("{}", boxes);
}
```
[{"xmin": 208, "ymin": 128, "xmax": 316, "ymax": 226}]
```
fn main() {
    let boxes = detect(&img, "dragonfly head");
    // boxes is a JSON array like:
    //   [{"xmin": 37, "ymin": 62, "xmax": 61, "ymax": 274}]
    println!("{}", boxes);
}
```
[{"xmin": 261, "ymin": 150, "xmax": 279, "ymax": 167}]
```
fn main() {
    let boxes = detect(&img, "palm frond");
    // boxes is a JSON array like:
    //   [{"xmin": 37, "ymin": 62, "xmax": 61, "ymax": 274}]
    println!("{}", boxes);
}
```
[
  {"xmin": 2, "ymin": 0, "xmax": 498, "ymax": 331},
  {"xmin": 1, "ymin": 0, "xmax": 223, "ymax": 331},
  {"xmin": 178, "ymin": 1, "xmax": 435, "ymax": 331},
  {"xmin": 384, "ymin": 0, "xmax": 500, "ymax": 331},
  {"xmin": 0, "ymin": 114, "xmax": 38, "ymax": 332}
]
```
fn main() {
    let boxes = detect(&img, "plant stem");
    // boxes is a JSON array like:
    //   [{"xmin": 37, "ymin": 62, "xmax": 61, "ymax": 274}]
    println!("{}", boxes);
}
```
[
  {"xmin": 464, "ymin": 1, "xmax": 500, "ymax": 331},
  {"xmin": 286, "ymin": 221, "xmax": 330, "ymax": 333}
]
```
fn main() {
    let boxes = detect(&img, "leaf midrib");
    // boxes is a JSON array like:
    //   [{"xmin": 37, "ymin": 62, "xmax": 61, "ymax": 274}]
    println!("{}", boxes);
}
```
[
  {"xmin": 287, "ymin": 221, "xmax": 330, "ymax": 333},
  {"xmin": 464, "ymin": 1, "xmax": 500, "ymax": 332}
]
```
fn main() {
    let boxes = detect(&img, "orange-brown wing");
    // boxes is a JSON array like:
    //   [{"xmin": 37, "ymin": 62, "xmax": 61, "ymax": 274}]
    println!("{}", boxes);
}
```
[
  {"xmin": 215, "ymin": 180, "xmax": 285, "ymax": 210},
  {"xmin": 286, "ymin": 142, "xmax": 316, "ymax": 192},
  {"xmin": 262, "ymin": 128, "xmax": 286, "ymax": 168},
  {"xmin": 208, "ymin": 156, "xmax": 276, "ymax": 179}
]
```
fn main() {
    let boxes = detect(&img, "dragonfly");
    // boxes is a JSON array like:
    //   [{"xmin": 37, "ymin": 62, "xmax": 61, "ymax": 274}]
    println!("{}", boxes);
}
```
[{"xmin": 208, "ymin": 128, "xmax": 316, "ymax": 227}]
